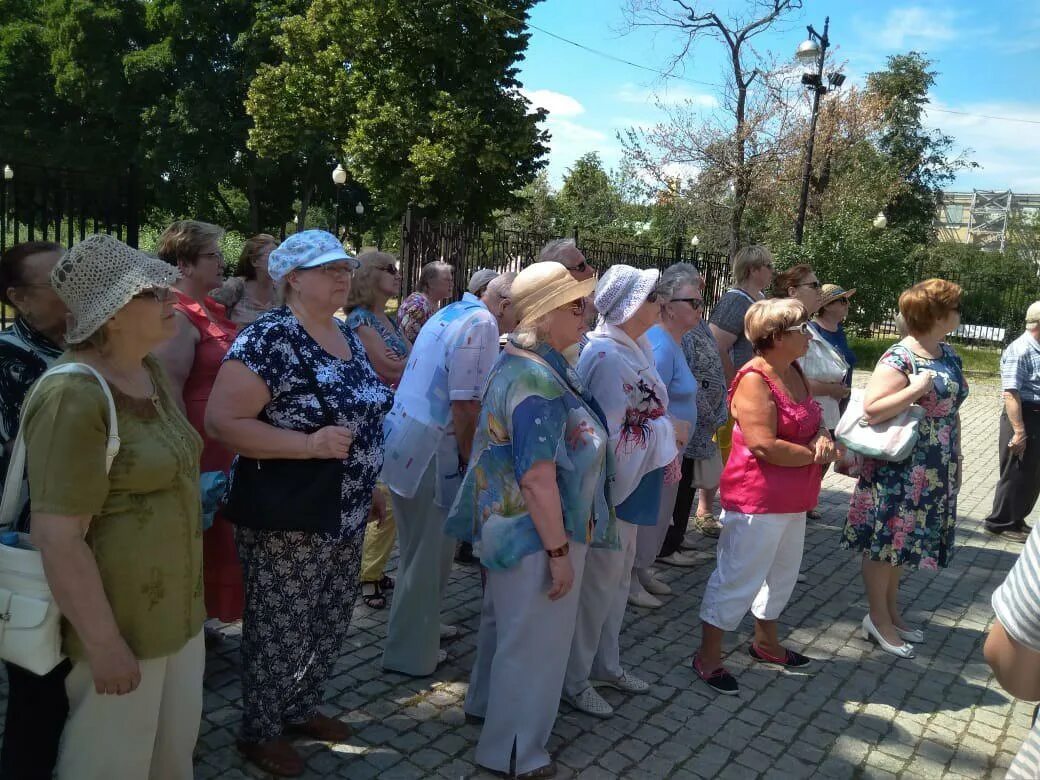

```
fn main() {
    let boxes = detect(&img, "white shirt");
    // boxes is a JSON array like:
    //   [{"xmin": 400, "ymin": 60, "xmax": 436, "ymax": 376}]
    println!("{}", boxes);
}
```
[
  {"xmin": 576, "ymin": 323, "xmax": 678, "ymax": 504},
  {"xmin": 381, "ymin": 293, "xmax": 499, "ymax": 506}
]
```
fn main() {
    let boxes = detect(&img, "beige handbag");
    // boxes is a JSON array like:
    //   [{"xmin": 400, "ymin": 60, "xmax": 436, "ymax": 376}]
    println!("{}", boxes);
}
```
[{"xmin": 0, "ymin": 364, "xmax": 119, "ymax": 675}]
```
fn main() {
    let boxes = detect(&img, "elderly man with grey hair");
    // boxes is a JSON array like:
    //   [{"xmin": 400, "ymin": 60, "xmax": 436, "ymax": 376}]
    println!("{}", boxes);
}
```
[
  {"xmin": 382, "ymin": 271, "xmax": 517, "ymax": 677},
  {"xmin": 984, "ymin": 301, "xmax": 1040, "ymax": 542},
  {"xmin": 538, "ymin": 238, "xmax": 595, "ymax": 281}
]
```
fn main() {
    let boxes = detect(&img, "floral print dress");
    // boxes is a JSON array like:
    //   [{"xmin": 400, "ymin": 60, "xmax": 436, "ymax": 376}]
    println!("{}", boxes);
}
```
[{"xmin": 841, "ymin": 343, "xmax": 969, "ymax": 569}]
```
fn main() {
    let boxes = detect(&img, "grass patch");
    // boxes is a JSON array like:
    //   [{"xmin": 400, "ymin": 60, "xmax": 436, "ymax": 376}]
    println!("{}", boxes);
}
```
[{"xmin": 848, "ymin": 335, "xmax": 1000, "ymax": 378}]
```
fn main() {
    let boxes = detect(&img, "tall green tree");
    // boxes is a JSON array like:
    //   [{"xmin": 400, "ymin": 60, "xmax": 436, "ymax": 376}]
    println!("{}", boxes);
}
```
[
  {"xmin": 866, "ymin": 52, "xmax": 973, "ymax": 244},
  {"xmin": 557, "ymin": 152, "xmax": 623, "ymax": 236},
  {"xmin": 248, "ymin": 0, "xmax": 549, "ymax": 229}
]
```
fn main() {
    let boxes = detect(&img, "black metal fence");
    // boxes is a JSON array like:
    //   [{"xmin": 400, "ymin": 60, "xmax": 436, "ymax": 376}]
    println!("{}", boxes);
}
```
[
  {"xmin": 865, "ymin": 267, "xmax": 1040, "ymax": 351},
  {"xmin": 0, "ymin": 160, "xmax": 139, "ymax": 255},
  {"xmin": 399, "ymin": 209, "xmax": 732, "ymax": 309}
]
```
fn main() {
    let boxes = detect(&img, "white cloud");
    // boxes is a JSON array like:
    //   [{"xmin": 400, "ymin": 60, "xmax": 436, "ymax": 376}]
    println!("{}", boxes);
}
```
[
  {"xmin": 616, "ymin": 82, "xmax": 719, "ymax": 109},
  {"xmin": 520, "ymin": 88, "xmax": 586, "ymax": 118},
  {"xmin": 876, "ymin": 7, "xmax": 960, "ymax": 50},
  {"xmin": 925, "ymin": 99, "xmax": 1040, "ymax": 192}
]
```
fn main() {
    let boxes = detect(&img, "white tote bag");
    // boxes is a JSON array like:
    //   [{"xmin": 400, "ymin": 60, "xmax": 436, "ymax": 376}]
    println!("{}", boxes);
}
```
[
  {"xmin": 0, "ymin": 364, "xmax": 119, "ymax": 675},
  {"xmin": 835, "ymin": 348, "xmax": 926, "ymax": 463}
]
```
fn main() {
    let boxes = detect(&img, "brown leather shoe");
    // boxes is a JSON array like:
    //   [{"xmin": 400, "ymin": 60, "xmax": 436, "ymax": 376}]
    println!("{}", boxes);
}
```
[
  {"xmin": 236, "ymin": 738, "xmax": 304, "ymax": 777},
  {"xmin": 284, "ymin": 713, "xmax": 353, "ymax": 742}
]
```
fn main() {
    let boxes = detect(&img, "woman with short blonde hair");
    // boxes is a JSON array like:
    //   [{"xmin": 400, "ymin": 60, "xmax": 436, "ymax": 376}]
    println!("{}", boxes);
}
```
[{"xmin": 694, "ymin": 298, "xmax": 835, "ymax": 695}]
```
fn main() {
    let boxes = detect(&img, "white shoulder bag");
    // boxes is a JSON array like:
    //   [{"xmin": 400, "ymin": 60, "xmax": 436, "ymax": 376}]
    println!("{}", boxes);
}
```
[
  {"xmin": 835, "ymin": 347, "xmax": 926, "ymax": 463},
  {"xmin": 0, "ymin": 364, "xmax": 119, "ymax": 675}
]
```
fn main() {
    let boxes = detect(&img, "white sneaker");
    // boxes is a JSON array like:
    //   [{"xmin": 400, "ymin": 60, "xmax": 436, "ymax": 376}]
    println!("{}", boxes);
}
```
[
  {"xmin": 440, "ymin": 623, "xmax": 459, "ymax": 639},
  {"xmin": 657, "ymin": 551, "xmax": 698, "ymax": 568},
  {"xmin": 566, "ymin": 686, "xmax": 614, "ymax": 718},
  {"xmin": 593, "ymin": 670, "xmax": 650, "ymax": 694},
  {"xmin": 640, "ymin": 572, "xmax": 672, "ymax": 596},
  {"xmin": 628, "ymin": 590, "xmax": 663, "ymax": 608}
]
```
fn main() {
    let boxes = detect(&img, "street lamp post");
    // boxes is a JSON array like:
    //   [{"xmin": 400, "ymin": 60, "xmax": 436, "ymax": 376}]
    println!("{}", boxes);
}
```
[
  {"xmin": 332, "ymin": 163, "xmax": 347, "ymax": 237},
  {"xmin": 793, "ymin": 17, "xmax": 845, "ymax": 245}
]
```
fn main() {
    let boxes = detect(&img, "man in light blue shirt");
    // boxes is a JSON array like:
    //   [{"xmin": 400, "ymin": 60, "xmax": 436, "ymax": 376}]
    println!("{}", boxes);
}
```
[
  {"xmin": 985, "ymin": 301, "xmax": 1040, "ymax": 540},
  {"xmin": 382, "ymin": 272, "xmax": 516, "ymax": 676}
]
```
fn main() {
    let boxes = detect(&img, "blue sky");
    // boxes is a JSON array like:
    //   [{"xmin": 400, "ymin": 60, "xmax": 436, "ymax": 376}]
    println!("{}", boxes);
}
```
[{"xmin": 517, "ymin": 0, "xmax": 1040, "ymax": 192}]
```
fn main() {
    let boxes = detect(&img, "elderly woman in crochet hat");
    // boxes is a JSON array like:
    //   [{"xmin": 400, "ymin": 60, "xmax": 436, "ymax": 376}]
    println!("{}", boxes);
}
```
[
  {"xmin": 23, "ymin": 234, "xmax": 206, "ymax": 778},
  {"xmin": 445, "ymin": 262, "xmax": 615, "ymax": 779},
  {"xmin": 562, "ymin": 264, "xmax": 680, "ymax": 718}
]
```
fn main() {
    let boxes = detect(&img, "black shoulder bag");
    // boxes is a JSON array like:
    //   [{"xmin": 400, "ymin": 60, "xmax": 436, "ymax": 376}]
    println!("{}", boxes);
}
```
[{"xmin": 222, "ymin": 339, "xmax": 346, "ymax": 534}]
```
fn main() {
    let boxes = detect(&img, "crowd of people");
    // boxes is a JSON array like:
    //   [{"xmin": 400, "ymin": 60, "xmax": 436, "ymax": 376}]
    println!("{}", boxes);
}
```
[{"xmin": 0, "ymin": 226, "xmax": 1037, "ymax": 779}]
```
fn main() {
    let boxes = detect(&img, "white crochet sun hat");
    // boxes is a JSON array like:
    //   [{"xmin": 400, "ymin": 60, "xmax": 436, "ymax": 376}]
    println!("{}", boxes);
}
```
[
  {"xmin": 594, "ymin": 264, "xmax": 660, "ymax": 325},
  {"xmin": 51, "ymin": 234, "xmax": 181, "ymax": 344}
]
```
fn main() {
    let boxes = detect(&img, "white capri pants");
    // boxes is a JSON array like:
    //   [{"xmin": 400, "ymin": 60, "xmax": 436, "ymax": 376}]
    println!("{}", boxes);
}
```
[{"xmin": 699, "ymin": 510, "xmax": 806, "ymax": 632}]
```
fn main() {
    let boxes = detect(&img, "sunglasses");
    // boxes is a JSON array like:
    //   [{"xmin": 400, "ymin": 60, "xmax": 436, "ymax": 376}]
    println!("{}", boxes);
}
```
[
  {"xmin": 567, "ymin": 261, "xmax": 590, "ymax": 273},
  {"xmin": 568, "ymin": 298, "xmax": 587, "ymax": 316},
  {"xmin": 132, "ymin": 287, "xmax": 173, "ymax": 303},
  {"xmin": 784, "ymin": 322, "xmax": 812, "ymax": 335},
  {"xmin": 670, "ymin": 297, "xmax": 704, "ymax": 310},
  {"xmin": 795, "ymin": 281, "xmax": 822, "ymax": 290},
  {"xmin": 376, "ymin": 264, "xmax": 399, "ymax": 275}
]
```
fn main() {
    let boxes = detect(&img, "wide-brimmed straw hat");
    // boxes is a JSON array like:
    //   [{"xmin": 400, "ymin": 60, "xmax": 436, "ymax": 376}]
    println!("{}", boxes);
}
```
[
  {"xmin": 51, "ymin": 234, "xmax": 181, "ymax": 344},
  {"xmin": 594, "ymin": 264, "xmax": 659, "ymax": 325},
  {"xmin": 511, "ymin": 262, "xmax": 596, "ymax": 326},
  {"xmin": 819, "ymin": 283, "xmax": 856, "ymax": 308}
]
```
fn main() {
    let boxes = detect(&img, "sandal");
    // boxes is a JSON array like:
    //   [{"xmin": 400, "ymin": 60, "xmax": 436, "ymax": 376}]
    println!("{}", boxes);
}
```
[
  {"xmin": 361, "ymin": 581, "xmax": 387, "ymax": 609},
  {"xmin": 284, "ymin": 713, "xmax": 353, "ymax": 742},
  {"xmin": 378, "ymin": 574, "xmax": 395, "ymax": 591},
  {"xmin": 236, "ymin": 738, "xmax": 304, "ymax": 777}
]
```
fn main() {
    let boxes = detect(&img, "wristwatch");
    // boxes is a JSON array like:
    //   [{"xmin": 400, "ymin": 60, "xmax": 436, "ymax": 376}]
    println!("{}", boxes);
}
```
[{"xmin": 546, "ymin": 542, "xmax": 570, "ymax": 558}]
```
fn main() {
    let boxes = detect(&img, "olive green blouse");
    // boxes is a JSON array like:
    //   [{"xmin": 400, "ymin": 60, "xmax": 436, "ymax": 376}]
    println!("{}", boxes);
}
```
[{"xmin": 23, "ymin": 355, "xmax": 204, "ymax": 661}]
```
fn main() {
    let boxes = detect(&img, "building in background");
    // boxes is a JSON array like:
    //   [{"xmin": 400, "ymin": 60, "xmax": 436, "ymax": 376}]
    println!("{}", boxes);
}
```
[{"xmin": 936, "ymin": 190, "xmax": 1040, "ymax": 252}]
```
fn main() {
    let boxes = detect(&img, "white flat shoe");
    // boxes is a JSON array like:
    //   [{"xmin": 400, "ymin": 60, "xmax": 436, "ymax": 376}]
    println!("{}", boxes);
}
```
[
  {"xmin": 440, "ymin": 623, "xmax": 459, "ymax": 639},
  {"xmin": 592, "ymin": 669, "xmax": 650, "ymax": 693},
  {"xmin": 657, "ymin": 551, "xmax": 698, "ymax": 568},
  {"xmin": 627, "ymin": 590, "xmax": 663, "ymax": 608},
  {"xmin": 642, "ymin": 575, "xmax": 672, "ymax": 596},
  {"xmin": 566, "ymin": 686, "xmax": 614, "ymax": 718},
  {"xmin": 861, "ymin": 615, "xmax": 915, "ymax": 659},
  {"xmin": 896, "ymin": 626, "xmax": 925, "ymax": 644}
]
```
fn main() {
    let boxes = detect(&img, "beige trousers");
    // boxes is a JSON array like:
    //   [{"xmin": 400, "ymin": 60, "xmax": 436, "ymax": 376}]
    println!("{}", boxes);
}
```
[
  {"xmin": 57, "ymin": 630, "xmax": 204, "ymax": 780},
  {"xmin": 360, "ymin": 482, "xmax": 398, "ymax": 582}
]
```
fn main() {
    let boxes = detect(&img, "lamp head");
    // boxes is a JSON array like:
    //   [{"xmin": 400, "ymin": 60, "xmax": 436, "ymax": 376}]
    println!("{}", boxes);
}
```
[
  {"xmin": 331, "ymin": 164, "xmax": 348, "ymax": 186},
  {"xmin": 873, "ymin": 211, "xmax": 888, "ymax": 230},
  {"xmin": 796, "ymin": 39, "xmax": 821, "ymax": 64}
]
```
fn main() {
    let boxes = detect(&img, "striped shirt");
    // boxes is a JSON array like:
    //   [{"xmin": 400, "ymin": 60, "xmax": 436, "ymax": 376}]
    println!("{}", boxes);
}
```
[
  {"xmin": 1000, "ymin": 332, "xmax": 1040, "ymax": 403},
  {"xmin": 992, "ymin": 529, "xmax": 1040, "ymax": 778}
]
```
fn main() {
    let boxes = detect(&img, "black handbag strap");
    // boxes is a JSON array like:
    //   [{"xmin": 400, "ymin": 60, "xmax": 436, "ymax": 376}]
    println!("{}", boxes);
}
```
[{"xmin": 285, "ymin": 325, "xmax": 340, "ymax": 427}]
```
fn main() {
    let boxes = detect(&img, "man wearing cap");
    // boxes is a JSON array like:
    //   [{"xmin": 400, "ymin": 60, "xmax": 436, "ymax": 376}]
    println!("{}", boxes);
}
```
[
  {"xmin": 382, "ymin": 272, "xmax": 517, "ymax": 677},
  {"xmin": 984, "ymin": 301, "xmax": 1040, "ymax": 541}
]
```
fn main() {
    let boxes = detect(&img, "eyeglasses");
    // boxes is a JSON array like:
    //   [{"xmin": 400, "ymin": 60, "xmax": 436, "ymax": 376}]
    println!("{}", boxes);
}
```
[
  {"xmin": 670, "ymin": 298, "xmax": 704, "ymax": 310},
  {"xmin": 300, "ymin": 262, "xmax": 358, "ymax": 278},
  {"xmin": 198, "ymin": 251, "xmax": 225, "ymax": 262},
  {"xmin": 132, "ymin": 287, "xmax": 173, "ymax": 303},
  {"xmin": 376, "ymin": 264, "xmax": 399, "ymax": 275},
  {"xmin": 568, "ymin": 298, "xmax": 587, "ymax": 316},
  {"xmin": 566, "ymin": 261, "xmax": 590, "ymax": 274},
  {"xmin": 784, "ymin": 322, "xmax": 812, "ymax": 335},
  {"xmin": 795, "ymin": 281, "xmax": 822, "ymax": 290}
]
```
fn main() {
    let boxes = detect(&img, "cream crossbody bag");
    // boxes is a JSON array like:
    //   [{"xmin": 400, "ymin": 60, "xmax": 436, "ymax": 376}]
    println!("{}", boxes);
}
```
[{"xmin": 0, "ymin": 364, "xmax": 119, "ymax": 674}]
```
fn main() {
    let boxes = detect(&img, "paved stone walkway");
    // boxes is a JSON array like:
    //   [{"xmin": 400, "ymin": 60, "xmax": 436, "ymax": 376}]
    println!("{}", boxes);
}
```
[{"xmin": 13, "ymin": 373, "xmax": 1037, "ymax": 779}]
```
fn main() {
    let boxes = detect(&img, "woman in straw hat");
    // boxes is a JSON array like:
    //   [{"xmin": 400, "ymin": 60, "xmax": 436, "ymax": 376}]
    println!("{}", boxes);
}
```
[
  {"xmin": 564, "ymin": 264, "xmax": 679, "ymax": 718},
  {"xmin": 24, "ymin": 234, "xmax": 205, "ymax": 779},
  {"xmin": 445, "ymin": 261, "xmax": 615, "ymax": 779}
]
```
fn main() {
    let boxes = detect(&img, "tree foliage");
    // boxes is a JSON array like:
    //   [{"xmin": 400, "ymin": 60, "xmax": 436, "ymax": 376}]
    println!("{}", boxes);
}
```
[{"xmin": 249, "ymin": 0, "xmax": 549, "ymax": 229}]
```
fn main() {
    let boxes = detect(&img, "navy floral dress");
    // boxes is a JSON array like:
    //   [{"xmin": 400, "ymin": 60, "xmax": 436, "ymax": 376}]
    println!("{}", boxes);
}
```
[
  {"xmin": 223, "ymin": 306, "xmax": 393, "ymax": 743},
  {"xmin": 841, "ymin": 343, "xmax": 969, "ymax": 570}
]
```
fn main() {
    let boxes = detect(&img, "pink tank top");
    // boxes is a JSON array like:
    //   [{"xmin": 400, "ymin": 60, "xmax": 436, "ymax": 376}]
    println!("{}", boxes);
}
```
[{"xmin": 720, "ymin": 364, "xmax": 823, "ymax": 514}]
